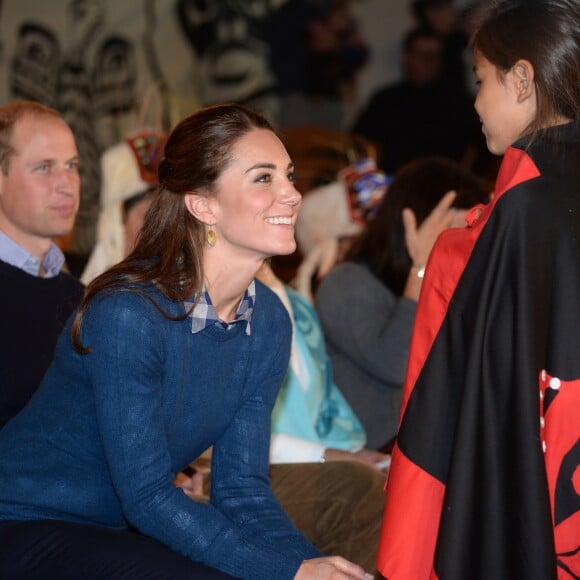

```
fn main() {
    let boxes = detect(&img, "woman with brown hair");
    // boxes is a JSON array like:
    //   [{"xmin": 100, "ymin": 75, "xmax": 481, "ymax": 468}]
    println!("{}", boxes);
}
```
[{"xmin": 0, "ymin": 104, "xmax": 370, "ymax": 580}]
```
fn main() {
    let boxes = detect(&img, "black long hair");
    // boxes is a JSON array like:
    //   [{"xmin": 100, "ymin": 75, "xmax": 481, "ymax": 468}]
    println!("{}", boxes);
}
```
[{"xmin": 472, "ymin": 0, "xmax": 580, "ymax": 137}]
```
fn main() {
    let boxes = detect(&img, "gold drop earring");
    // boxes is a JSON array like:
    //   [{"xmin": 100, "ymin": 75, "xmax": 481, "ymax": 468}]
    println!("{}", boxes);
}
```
[{"xmin": 207, "ymin": 224, "xmax": 217, "ymax": 247}]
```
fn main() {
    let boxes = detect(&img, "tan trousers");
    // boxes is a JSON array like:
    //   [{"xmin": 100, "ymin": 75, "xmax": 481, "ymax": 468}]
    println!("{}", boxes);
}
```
[
  {"xmin": 193, "ymin": 457, "xmax": 386, "ymax": 574},
  {"xmin": 270, "ymin": 461, "xmax": 386, "ymax": 573}
]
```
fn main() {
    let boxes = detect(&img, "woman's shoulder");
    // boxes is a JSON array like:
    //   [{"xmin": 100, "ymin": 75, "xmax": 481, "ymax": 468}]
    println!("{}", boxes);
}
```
[
  {"xmin": 315, "ymin": 261, "xmax": 395, "ymax": 317},
  {"xmin": 87, "ymin": 284, "xmax": 182, "ymax": 323},
  {"xmin": 318, "ymin": 261, "xmax": 378, "ymax": 294},
  {"xmin": 254, "ymin": 279, "xmax": 292, "ymax": 326},
  {"xmin": 250, "ymin": 280, "xmax": 293, "ymax": 361}
]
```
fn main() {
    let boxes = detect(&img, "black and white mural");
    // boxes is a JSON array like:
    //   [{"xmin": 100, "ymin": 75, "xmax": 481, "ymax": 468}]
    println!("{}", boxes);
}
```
[
  {"xmin": 0, "ymin": 0, "xmax": 282, "ymax": 259},
  {"xmin": 177, "ymin": 0, "xmax": 283, "ymax": 123}
]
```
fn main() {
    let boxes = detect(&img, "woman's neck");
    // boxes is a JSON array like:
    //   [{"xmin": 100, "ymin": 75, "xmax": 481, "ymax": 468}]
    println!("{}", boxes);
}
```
[{"xmin": 203, "ymin": 254, "xmax": 263, "ymax": 323}]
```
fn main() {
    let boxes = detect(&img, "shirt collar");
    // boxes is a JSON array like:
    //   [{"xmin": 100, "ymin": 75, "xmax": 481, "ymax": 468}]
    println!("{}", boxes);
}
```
[
  {"xmin": 184, "ymin": 280, "xmax": 256, "ymax": 336},
  {"xmin": 0, "ymin": 230, "xmax": 65, "ymax": 278}
]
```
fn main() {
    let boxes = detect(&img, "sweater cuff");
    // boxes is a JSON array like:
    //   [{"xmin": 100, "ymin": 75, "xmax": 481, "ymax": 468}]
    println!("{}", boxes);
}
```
[{"xmin": 204, "ymin": 526, "xmax": 319, "ymax": 580}]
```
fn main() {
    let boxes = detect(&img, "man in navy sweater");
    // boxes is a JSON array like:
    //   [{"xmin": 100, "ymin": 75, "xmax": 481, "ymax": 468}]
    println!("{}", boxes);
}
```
[{"xmin": 0, "ymin": 100, "xmax": 84, "ymax": 429}]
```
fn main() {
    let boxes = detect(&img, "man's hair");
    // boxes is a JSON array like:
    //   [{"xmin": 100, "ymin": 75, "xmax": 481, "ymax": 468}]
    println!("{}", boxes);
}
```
[
  {"xmin": 412, "ymin": 0, "xmax": 454, "ymax": 22},
  {"xmin": 403, "ymin": 26, "xmax": 442, "ymax": 54},
  {"xmin": 0, "ymin": 100, "xmax": 62, "ymax": 175}
]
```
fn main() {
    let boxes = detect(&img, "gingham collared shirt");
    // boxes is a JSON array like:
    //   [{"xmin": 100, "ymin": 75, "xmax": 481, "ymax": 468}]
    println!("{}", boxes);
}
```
[{"xmin": 184, "ymin": 280, "xmax": 256, "ymax": 336}]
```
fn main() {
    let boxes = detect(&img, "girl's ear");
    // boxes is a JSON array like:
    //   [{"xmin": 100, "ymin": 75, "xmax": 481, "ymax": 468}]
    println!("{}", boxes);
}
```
[
  {"xmin": 184, "ymin": 192, "xmax": 215, "ymax": 225},
  {"xmin": 512, "ymin": 59, "xmax": 535, "ymax": 102}
]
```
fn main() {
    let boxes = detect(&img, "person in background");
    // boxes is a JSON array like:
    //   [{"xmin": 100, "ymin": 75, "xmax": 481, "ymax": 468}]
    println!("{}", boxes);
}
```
[
  {"xmin": 0, "ymin": 100, "xmax": 84, "ymax": 429},
  {"xmin": 315, "ymin": 157, "xmax": 489, "ymax": 449},
  {"xmin": 81, "ymin": 131, "xmax": 165, "ymax": 284},
  {"xmin": 259, "ymin": 262, "xmax": 388, "ymax": 573},
  {"xmin": 270, "ymin": 0, "xmax": 369, "ymax": 130},
  {"xmin": 0, "ymin": 104, "xmax": 372, "ymax": 580},
  {"xmin": 293, "ymin": 157, "xmax": 388, "ymax": 301},
  {"xmin": 409, "ymin": 0, "xmax": 501, "ymax": 185},
  {"xmin": 411, "ymin": 0, "xmax": 469, "ymax": 91},
  {"xmin": 378, "ymin": 1, "xmax": 580, "ymax": 578},
  {"xmin": 352, "ymin": 26, "xmax": 479, "ymax": 175}
]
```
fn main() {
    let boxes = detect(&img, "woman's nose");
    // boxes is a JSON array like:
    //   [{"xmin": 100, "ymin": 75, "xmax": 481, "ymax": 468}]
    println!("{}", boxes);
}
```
[{"xmin": 282, "ymin": 183, "xmax": 302, "ymax": 206}]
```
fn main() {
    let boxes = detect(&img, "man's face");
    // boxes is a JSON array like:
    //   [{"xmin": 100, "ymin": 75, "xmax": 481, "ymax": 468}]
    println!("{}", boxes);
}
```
[
  {"xmin": 405, "ymin": 36, "xmax": 443, "ymax": 87},
  {"xmin": 0, "ymin": 114, "xmax": 80, "ymax": 259},
  {"xmin": 424, "ymin": 3, "xmax": 456, "ymax": 36}
]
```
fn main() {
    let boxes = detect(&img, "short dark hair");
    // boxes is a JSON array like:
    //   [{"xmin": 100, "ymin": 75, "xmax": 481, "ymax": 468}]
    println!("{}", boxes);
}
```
[
  {"xmin": 472, "ymin": 0, "xmax": 580, "ymax": 137},
  {"xmin": 403, "ymin": 26, "xmax": 442, "ymax": 54},
  {"xmin": 412, "ymin": 0, "xmax": 454, "ymax": 22}
]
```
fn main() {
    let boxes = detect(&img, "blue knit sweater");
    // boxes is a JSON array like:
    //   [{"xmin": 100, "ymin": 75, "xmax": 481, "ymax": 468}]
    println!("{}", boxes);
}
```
[{"xmin": 0, "ymin": 280, "xmax": 321, "ymax": 579}]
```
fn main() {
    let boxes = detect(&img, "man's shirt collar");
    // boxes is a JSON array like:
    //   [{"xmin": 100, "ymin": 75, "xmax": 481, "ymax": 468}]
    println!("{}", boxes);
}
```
[
  {"xmin": 184, "ymin": 280, "xmax": 256, "ymax": 336},
  {"xmin": 0, "ymin": 231, "xmax": 65, "ymax": 278}
]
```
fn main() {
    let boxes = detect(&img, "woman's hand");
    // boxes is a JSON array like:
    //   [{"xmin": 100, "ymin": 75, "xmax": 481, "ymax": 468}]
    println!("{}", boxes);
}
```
[
  {"xmin": 173, "ymin": 471, "xmax": 205, "ymax": 497},
  {"xmin": 295, "ymin": 556, "xmax": 374, "ymax": 579},
  {"xmin": 402, "ymin": 190, "xmax": 457, "ymax": 301},
  {"xmin": 402, "ymin": 190, "xmax": 457, "ymax": 267},
  {"xmin": 353, "ymin": 448, "xmax": 391, "ymax": 471},
  {"xmin": 321, "ymin": 447, "xmax": 390, "ymax": 472}
]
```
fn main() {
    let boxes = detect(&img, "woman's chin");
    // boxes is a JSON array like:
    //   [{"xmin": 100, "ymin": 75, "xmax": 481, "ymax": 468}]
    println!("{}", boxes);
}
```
[{"xmin": 276, "ymin": 240, "xmax": 298, "ymax": 257}]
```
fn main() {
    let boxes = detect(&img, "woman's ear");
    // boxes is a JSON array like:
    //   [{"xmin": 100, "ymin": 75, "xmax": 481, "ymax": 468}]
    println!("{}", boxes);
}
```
[
  {"xmin": 184, "ymin": 192, "xmax": 215, "ymax": 225},
  {"xmin": 512, "ymin": 59, "xmax": 535, "ymax": 102}
]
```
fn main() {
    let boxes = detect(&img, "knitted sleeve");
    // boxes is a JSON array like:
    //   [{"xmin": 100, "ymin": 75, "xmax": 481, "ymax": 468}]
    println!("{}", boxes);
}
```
[
  {"xmin": 83, "ymin": 293, "xmax": 318, "ymax": 580},
  {"xmin": 81, "ymin": 291, "xmax": 316, "ymax": 580},
  {"xmin": 209, "ymin": 287, "xmax": 322, "ymax": 574}
]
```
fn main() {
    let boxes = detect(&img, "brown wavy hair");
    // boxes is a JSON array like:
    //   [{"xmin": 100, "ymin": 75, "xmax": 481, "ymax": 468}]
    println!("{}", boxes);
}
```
[{"xmin": 71, "ymin": 103, "xmax": 273, "ymax": 352}]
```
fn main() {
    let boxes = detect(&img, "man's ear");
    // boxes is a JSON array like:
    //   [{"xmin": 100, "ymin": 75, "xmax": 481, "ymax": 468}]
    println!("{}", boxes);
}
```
[
  {"xmin": 184, "ymin": 192, "xmax": 215, "ymax": 225},
  {"xmin": 512, "ymin": 59, "xmax": 535, "ymax": 102}
]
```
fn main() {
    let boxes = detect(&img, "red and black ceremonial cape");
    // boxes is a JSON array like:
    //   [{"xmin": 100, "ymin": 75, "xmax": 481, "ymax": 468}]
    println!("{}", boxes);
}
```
[{"xmin": 377, "ymin": 121, "xmax": 580, "ymax": 580}]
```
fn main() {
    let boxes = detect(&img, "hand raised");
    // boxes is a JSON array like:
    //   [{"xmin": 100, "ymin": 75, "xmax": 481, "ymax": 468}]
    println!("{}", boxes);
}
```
[{"xmin": 402, "ymin": 190, "xmax": 457, "ymax": 267}]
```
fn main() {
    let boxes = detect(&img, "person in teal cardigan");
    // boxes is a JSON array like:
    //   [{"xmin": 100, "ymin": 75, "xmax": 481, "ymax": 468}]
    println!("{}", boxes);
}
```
[
  {"xmin": 0, "ymin": 104, "xmax": 371, "ymax": 580},
  {"xmin": 259, "ymin": 263, "xmax": 389, "ymax": 573}
]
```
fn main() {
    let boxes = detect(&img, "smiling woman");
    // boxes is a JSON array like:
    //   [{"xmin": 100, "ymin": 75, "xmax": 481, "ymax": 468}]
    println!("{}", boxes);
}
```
[
  {"xmin": 185, "ymin": 125, "xmax": 301, "ymax": 303},
  {"xmin": 0, "ymin": 103, "xmax": 371, "ymax": 580}
]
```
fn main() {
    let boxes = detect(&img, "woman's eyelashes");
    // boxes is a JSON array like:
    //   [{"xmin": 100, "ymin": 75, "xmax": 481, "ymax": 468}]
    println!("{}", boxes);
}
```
[
  {"xmin": 254, "ymin": 172, "xmax": 272, "ymax": 183},
  {"xmin": 252, "ymin": 171, "xmax": 296, "ymax": 185}
]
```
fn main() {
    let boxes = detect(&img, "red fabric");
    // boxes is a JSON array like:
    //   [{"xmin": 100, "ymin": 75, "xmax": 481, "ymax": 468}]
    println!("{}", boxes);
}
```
[
  {"xmin": 540, "ymin": 372, "xmax": 580, "ymax": 579},
  {"xmin": 377, "ymin": 146, "xmax": 544, "ymax": 579},
  {"xmin": 377, "ymin": 443, "xmax": 443, "ymax": 579}
]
